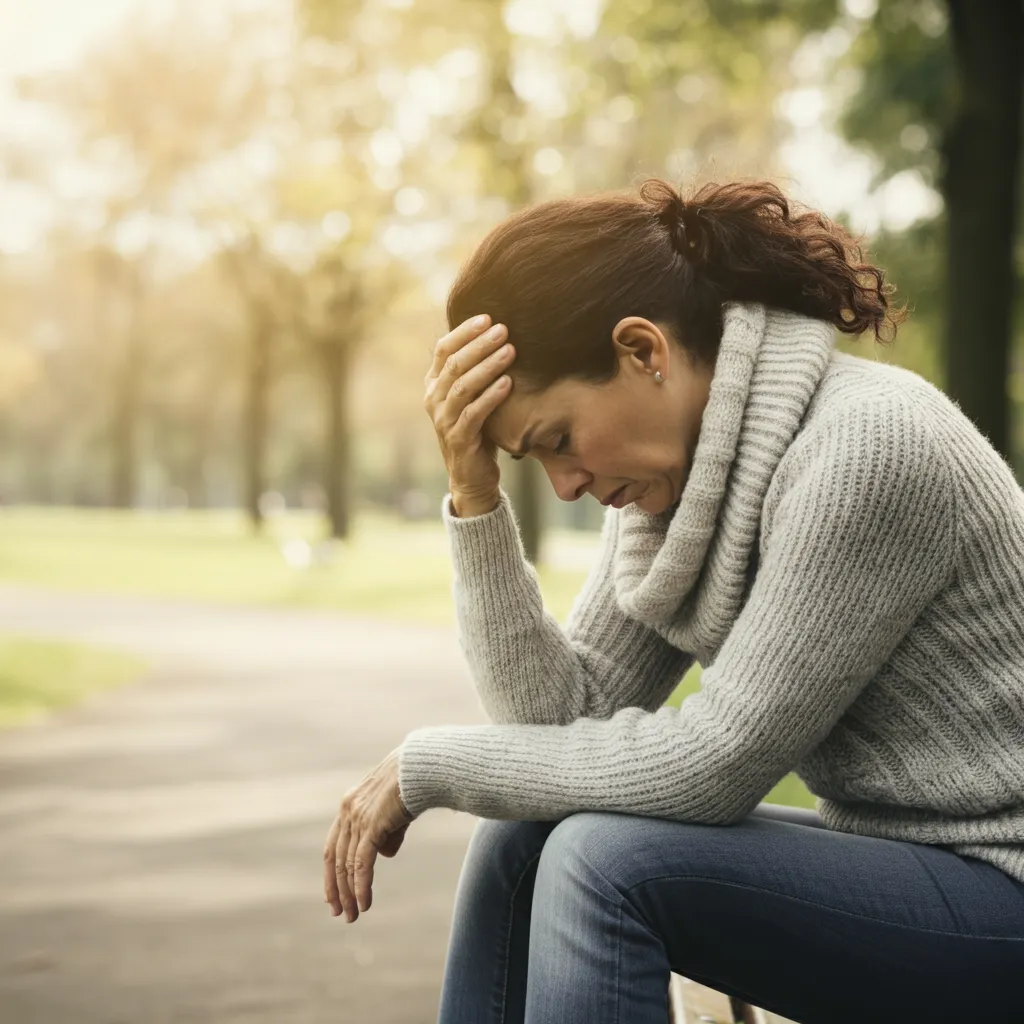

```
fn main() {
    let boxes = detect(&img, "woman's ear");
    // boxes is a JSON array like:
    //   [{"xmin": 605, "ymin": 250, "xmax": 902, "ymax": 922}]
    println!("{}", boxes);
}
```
[{"xmin": 611, "ymin": 317, "xmax": 669, "ymax": 380}]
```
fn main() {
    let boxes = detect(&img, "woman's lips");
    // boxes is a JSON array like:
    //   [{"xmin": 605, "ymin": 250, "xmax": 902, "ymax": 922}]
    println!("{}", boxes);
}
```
[
  {"xmin": 600, "ymin": 484, "xmax": 625, "ymax": 506},
  {"xmin": 610, "ymin": 484, "xmax": 630, "ymax": 508}
]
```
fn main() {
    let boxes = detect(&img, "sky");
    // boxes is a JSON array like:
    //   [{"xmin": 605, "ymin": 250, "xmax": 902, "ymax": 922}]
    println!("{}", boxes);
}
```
[{"xmin": 0, "ymin": 0, "xmax": 940, "ymax": 258}]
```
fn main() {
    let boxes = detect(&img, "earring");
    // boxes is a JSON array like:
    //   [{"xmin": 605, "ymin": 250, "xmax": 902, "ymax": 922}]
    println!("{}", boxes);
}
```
[{"xmin": 654, "ymin": 370, "xmax": 664, "ymax": 384}]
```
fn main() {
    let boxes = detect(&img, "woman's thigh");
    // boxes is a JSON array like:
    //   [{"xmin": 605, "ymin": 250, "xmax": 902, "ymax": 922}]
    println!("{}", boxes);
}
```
[{"xmin": 532, "ymin": 807, "xmax": 1024, "ymax": 1024}]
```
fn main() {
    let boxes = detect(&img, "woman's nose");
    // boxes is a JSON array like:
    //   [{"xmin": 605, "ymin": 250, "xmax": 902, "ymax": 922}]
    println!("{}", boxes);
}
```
[{"xmin": 546, "ymin": 465, "xmax": 590, "ymax": 502}]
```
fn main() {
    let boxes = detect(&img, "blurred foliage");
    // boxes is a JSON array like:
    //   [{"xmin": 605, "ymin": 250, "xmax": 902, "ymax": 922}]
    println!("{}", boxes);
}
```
[
  {"xmin": 834, "ymin": 0, "xmax": 1023, "ymax": 466},
  {"xmin": 1, "ymin": 0, "xmax": 868, "ymax": 525},
  {"xmin": 838, "ymin": 0, "xmax": 954, "ymax": 191},
  {"xmin": 3, "ymin": 0, "xmax": 1017, "ymax": 526},
  {"xmin": 0, "ymin": 506, "xmax": 589, "ymax": 626}
]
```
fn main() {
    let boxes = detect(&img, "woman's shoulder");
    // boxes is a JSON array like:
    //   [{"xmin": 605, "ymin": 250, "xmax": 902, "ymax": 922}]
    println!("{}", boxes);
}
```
[
  {"xmin": 800, "ymin": 350, "xmax": 1002, "ymax": 470},
  {"xmin": 802, "ymin": 350, "xmax": 948, "ymax": 423},
  {"xmin": 766, "ymin": 353, "xmax": 959, "ymax": 526}
]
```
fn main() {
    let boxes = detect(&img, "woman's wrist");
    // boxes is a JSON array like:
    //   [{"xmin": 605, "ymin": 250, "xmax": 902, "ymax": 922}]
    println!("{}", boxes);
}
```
[{"xmin": 450, "ymin": 491, "xmax": 501, "ymax": 518}]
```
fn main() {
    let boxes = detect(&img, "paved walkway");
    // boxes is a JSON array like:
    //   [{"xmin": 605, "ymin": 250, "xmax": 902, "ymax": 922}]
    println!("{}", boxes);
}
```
[
  {"xmin": 0, "ymin": 586, "xmax": 794, "ymax": 1024},
  {"xmin": 0, "ymin": 586, "xmax": 483, "ymax": 1024}
]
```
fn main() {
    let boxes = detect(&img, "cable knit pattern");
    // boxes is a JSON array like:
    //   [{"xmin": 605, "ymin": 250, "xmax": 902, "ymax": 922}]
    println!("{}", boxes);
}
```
[{"xmin": 398, "ymin": 300, "xmax": 1024, "ymax": 885}]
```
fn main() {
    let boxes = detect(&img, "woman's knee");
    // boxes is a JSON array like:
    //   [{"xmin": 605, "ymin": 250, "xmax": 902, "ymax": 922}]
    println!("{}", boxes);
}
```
[
  {"xmin": 533, "ymin": 812, "xmax": 636, "ymax": 904},
  {"xmin": 533, "ymin": 811, "xmax": 744, "ymax": 902},
  {"xmin": 460, "ymin": 817, "xmax": 558, "ymax": 894}
]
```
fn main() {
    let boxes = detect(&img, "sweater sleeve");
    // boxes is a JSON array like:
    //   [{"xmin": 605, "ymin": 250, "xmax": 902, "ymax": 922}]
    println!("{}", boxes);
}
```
[
  {"xmin": 398, "ymin": 399, "xmax": 957, "ymax": 822},
  {"xmin": 438, "ymin": 488, "xmax": 695, "ymax": 726}
]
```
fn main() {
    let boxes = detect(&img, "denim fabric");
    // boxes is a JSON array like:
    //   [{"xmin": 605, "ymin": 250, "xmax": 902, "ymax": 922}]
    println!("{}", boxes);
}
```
[{"xmin": 436, "ymin": 803, "xmax": 1024, "ymax": 1024}]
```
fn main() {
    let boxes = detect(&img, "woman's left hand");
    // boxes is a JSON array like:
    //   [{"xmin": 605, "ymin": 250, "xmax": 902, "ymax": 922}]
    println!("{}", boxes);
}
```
[{"xmin": 323, "ymin": 746, "xmax": 415, "ymax": 923}]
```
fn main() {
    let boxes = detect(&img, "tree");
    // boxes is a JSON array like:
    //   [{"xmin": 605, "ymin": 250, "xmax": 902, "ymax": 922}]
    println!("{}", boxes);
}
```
[
  {"xmin": 838, "ymin": 0, "xmax": 1024, "ymax": 461},
  {"xmin": 20, "ymin": 3, "xmax": 270, "ymax": 505},
  {"xmin": 218, "ymin": 234, "xmax": 291, "ymax": 531},
  {"xmin": 300, "ymin": 0, "xmax": 842, "ymax": 559},
  {"xmin": 288, "ymin": 252, "xmax": 365, "ymax": 540},
  {"xmin": 459, "ymin": 4, "xmax": 546, "ymax": 563}
]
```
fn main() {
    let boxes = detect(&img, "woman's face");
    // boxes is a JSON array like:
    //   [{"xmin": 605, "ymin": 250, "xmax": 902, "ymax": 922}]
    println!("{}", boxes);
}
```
[{"xmin": 483, "ymin": 317, "xmax": 716, "ymax": 516}]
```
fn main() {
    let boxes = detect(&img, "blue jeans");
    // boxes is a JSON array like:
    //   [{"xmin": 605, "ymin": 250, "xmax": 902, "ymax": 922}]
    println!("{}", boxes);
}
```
[{"xmin": 437, "ymin": 804, "xmax": 1024, "ymax": 1024}]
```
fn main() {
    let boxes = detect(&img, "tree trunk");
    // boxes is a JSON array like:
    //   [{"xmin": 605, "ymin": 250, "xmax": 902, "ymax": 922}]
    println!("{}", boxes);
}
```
[
  {"xmin": 393, "ymin": 425, "xmax": 414, "ymax": 512},
  {"xmin": 941, "ymin": 0, "xmax": 1024, "ymax": 460},
  {"xmin": 461, "ymin": 18, "xmax": 545, "ymax": 564},
  {"xmin": 510, "ymin": 458, "xmax": 543, "ymax": 565},
  {"xmin": 243, "ymin": 313, "xmax": 272, "ymax": 532},
  {"xmin": 111, "ymin": 265, "xmax": 144, "ymax": 509},
  {"xmin": 323, "ymin": 338, "xmax": 351, "ymax": 540},
  {"xmin": 184, "ymin": 410, "xmax": 210, "ymax": 509}
]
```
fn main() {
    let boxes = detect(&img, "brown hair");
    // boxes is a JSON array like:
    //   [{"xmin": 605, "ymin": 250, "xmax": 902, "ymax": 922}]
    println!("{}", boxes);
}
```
[{"xmin": 446, "ymin": 177, "xmax": 906, "ymax": 393}]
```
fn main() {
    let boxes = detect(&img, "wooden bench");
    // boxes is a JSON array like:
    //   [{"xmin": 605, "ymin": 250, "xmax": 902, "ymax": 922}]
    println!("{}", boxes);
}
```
[{"xmin": 668, "ymin": 973, "xmax": 797, "ymax": 1023}]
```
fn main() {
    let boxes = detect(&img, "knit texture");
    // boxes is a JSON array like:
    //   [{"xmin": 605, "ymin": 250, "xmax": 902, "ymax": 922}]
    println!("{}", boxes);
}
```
[{"xmin": 398, "ymin": 300, "xmax": 1024, "ymax": 884}]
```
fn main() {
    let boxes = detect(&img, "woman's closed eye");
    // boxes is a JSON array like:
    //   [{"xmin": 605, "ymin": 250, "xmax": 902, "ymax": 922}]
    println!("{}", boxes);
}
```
[{"xmin": 554, "ymin": 433, "xmax": 571, "ymax": 456}]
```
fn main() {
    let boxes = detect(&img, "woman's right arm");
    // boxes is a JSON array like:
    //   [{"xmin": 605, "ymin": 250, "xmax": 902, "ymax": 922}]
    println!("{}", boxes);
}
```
[
  {"xmin": 425, "ymin": 314, "xmax": 694, "ymax": 726},
  {"xmin": 443, "ymin": 487, "xmax": 695, "ymax": 725}
]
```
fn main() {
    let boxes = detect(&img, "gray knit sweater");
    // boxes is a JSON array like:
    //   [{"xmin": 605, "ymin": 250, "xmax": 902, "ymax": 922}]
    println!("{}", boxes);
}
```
[{"xmin": 398, "ymin": 300, "xmax": 1024, "ymax": 884}]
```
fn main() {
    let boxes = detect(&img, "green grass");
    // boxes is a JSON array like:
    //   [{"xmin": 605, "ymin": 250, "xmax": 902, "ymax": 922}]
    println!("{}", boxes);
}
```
[
  {"xmin": 0, "ymin": 506, "xmax": 585, "ymax": 626},
  {"xmin": 0, "ymin": 635, "xmax": 146, "ymax": 728},
  {"xmin": 0, "ymin": 506, "xmax": 814, "ymax": 806}
]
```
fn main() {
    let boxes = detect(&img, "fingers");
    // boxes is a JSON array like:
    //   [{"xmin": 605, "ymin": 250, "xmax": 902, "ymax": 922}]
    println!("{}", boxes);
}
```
[
  {"xmin": 323, "ymin": 815, "xmax": 343, "ymax": 916},
  {"xmin": 427, "ymin": 314, "xmax": 491, "ymax": 380},
  {"xmin": 353, "ymin": 834, "xmax": 378, "ymax": 913},
  {"xmin": 427, "ymin": 322, "xmax": 513, "ymax": 412},
  {"xmin": 422, "ymin": 314, "xmax": 515, "ymax": 502},
  {"xmin": 456, "ymin": 336, "xmax": 514, "ymax": 413},
  {"xmin": 335, "ymin": 816, "xmax": 357, "ymax": 923},
  {"xmin": 447, "ymin": 372, "xmax": 514, "ymax": 453}
]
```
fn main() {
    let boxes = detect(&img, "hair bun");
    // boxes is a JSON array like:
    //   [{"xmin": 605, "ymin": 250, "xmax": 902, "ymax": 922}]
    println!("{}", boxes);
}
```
[{"xmin": 660, "ymin": 198, "xmax": 706, "ymax": 265}]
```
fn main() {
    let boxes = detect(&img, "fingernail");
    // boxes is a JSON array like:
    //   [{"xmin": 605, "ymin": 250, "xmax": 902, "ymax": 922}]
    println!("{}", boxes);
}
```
[{"xmin": 473, "ymin": 314, "xmax": 489, "ymax": 327}]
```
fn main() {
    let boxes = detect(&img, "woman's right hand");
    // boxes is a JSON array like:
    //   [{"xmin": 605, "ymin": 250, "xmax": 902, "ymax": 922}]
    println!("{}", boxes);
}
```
[{"xmin": 424, "ymin": 314, "xmax": 516, "ymax": 517}]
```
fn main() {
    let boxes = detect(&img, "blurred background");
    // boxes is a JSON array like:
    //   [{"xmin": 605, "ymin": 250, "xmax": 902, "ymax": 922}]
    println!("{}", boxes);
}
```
[{"xmin": 0, "ymin": 0, "xmax": 1020, "ymax": 1021}]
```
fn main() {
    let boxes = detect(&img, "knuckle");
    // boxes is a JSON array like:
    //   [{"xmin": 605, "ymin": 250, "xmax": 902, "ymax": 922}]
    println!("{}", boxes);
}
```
[
  {"xmin": 444, "ymin": 354, "xmax": 460, "ymax": 376},
  {"xmin": 450, "ymin": 377, "xmax": 464, "ymax": 398}
]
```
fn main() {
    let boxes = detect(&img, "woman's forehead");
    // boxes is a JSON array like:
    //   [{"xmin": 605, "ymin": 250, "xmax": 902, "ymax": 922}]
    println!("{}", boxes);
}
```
[{"xmin": 484, "ymin": 392, "xmax": 531, "ymax": 449}]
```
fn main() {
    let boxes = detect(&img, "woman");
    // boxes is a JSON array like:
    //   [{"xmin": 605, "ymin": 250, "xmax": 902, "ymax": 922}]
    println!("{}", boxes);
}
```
[{"xmin": 322, "ymin": 178, "xmax": 1024, "ymax": 1023}]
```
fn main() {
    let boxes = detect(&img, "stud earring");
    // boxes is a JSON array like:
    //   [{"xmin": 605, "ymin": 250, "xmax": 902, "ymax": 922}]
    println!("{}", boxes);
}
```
[{"xmin": 654, "ymin": 370, "xmax": 664, "ymax": 384}]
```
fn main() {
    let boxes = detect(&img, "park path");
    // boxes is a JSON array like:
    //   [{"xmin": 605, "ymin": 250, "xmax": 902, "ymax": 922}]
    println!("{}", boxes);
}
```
[
  {"xmin": 0, "ymin": 585, "xmax": 484, "ymax": 1024},
  {"xmin": 0, "ymin": 585, "xmax": 789, "ymax": 1024}
]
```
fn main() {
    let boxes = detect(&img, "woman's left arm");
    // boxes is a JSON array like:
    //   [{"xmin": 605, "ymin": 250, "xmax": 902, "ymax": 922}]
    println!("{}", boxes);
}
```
[{"xmin": 395, "ymin": 398, "xmax": 957, "ymax": 823}]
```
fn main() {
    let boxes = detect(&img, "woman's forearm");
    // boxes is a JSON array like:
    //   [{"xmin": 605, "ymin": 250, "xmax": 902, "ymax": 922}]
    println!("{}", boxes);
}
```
[{"xmin": 443, "ymin": 489, "xmax": 693, "ymax": 726}]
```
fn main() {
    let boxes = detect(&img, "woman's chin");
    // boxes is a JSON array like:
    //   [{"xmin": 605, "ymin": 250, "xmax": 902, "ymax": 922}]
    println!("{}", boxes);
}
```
[
  {"xmin": 632, "ymin": 481, "xmax": 678, "ymax": 516},
  {"xmin": 631, "ymin": 486, "xmax": 662, "ymax": 515}
]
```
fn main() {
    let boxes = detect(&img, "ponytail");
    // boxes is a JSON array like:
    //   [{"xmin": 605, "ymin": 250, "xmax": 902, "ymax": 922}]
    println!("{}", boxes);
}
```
[{"xmin": 447, "ymin": 176, "xmax": 906, "ymax": 391}]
